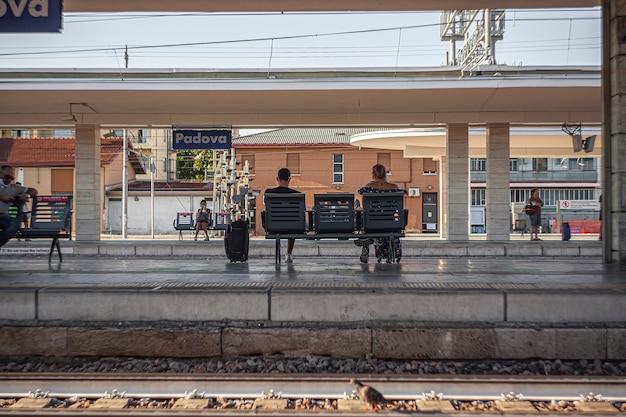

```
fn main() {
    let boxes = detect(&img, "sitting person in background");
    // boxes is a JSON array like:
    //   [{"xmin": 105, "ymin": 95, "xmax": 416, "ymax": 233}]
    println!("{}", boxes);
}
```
[
  {"xmin": 265, "ymin": 167, "xmax": 300, "ymax": 263},
  {"xmin": 0, "ymin": 165, "xmax": 38, "ymax": 248},
  {"xmin": 355, "ymin": 163, "xmax": 403, "ymax": 263},
  {"xmin": 194, "ymin": 199, "xmax": 211, "ymax": 241}
]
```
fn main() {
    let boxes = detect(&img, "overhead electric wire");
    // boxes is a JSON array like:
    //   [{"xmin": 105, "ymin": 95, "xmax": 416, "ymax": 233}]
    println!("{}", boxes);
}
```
[
  {"xmin": 0, "ymin": 16, "xmax": 600, "ymax": 59},
  {"xmin": 64, "ymin": 8, "xmax": 599, "ymax": 23}
]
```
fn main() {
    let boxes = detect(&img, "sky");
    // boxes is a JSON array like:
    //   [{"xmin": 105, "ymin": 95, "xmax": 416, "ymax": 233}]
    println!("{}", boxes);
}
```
[{"xmin": 0, "ymin": 8, "xmax": 601, "ymax": 69}]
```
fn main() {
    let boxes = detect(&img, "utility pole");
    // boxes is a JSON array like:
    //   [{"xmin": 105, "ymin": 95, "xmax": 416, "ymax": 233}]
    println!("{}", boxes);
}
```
[{"xmin": 122, "ymin": 129, "xmax": 128, "ymax": 239}]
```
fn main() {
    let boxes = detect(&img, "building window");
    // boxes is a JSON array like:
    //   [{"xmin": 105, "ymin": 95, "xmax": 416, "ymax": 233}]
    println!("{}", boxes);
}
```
[
  {"xmin": 510, "ymin": 159, "xmax": 519, "ymax": 171},
  {"xmin": 470, "ymin": 158, "xmax": 486, "ymax": 171},
  {"xmin": 422, "ymin": 192, "xmax": 437, "ymax": 203},
  {"xmin": 333, "ymin": 154, "xmax": 344, "ymax": 183},
  {"xmin": 423, "ymin": 158, "xmax": 437, "ymax": 175},
  {"xmin": 286, "ymin": 153, "xmax": 300, "ymax": 175},
  {"xmin": 567, "ymin": 158, "xmax": 594, "ymax": 170},
  {"xmin": 240, "ymin": 153, "xmax": 255, "ymax": 175},
  {"xmin": 533, "ymin": 158, "xmax": 548, "ymax": 171},
  {"xmin": 377, "ymin": 152, "xmax": 391, "ymax": 174},
  {"xmin": 137, "ymin": 129, "xmax": 145, "ymax": 143},
  {"xmin": 51, "ymin": 169, "xmax": 74, "ymax": 194},
  {"xmin": 471, "ymin": 189, "xmax": 486, "ymax": 206}
]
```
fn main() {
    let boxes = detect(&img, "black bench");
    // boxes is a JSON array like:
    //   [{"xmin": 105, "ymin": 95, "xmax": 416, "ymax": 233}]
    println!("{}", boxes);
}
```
[
  {"xmin": 262, "ymin": 192, "xmax": 407, "ymax": 263},
  {"xmin": 14, "ymin": 195, "xmax": 72, "ymax": 262},
  {"xmin": 173, "ymin": 212, "xmax": 195, "ymax": 240},
  {"xmin": 174, "ymin": 211, "xmax": 228, "ymax": 239}
]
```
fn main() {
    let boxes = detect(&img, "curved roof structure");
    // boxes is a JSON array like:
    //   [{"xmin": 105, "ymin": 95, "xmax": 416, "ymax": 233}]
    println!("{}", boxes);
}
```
[
  {"xmin": 350, "ymin": 127, "xmax": 602, "ymax": 158},
  {"xmin": 0, "ymin": 66, "xmax": 601, "ymax": 129}
]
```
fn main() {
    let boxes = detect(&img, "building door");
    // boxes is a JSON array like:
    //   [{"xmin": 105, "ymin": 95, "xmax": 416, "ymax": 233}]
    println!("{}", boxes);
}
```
[
  {"xmin": 107, "ymin": 198, "xmax": 122, "ymax": 233},
  {"xmin": 422, "ymin": 192, "xmax": 438, "ymax": 233}
]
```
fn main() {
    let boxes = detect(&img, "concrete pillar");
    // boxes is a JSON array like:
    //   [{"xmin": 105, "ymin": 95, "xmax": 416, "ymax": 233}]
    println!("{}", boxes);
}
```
[
  {"xmin": 605, "ymin": 0, "xmax": 626, "ymax": 262},
  {"xmin": 75, "ymin": 125, "xmax": 101, "ymax": 241},
  {"xmin": 445, "ymin": 124, "xmax": 469, "ymax": 241},
  {"xmin": 486, "ymin": 123, "xmax": 511, "ymax": 241}
]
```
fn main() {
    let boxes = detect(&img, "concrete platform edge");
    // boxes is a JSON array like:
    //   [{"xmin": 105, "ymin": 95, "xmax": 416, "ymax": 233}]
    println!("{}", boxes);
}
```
[
  {"xmin": 1, "ymin": 324, "xmax": 624, "ymax": 360},
  {"xmin": 0, "ymin": 238, "xmax": 604, "ymax": 259}
]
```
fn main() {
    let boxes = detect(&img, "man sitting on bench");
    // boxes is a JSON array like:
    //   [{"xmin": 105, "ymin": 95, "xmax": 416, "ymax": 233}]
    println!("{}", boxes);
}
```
[
  {"xmin": 0, "ymin": 165, "xmax": 38, "ymax": 248},
  {"xmin": 265, "ymin": 167, "xmax": 301, "ymax": 263}
]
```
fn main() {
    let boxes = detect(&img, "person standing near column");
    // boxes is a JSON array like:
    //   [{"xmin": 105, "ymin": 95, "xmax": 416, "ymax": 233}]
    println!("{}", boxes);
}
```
[{"xmin": 528, "ymin": 188, "xmax": 544, "ymax": 241}]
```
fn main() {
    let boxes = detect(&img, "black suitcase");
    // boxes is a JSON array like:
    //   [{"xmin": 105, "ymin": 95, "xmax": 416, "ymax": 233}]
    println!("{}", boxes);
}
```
[
  {"xmin": 224, "ymin": 219, "xmax": 249, "ymax": 262},
  {"xmin": 561, "ymin": 222, "xmax": 571, "ymax": 241}
]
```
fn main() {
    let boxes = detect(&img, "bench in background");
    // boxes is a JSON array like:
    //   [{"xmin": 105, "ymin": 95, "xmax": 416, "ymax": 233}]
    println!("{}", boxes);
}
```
[
  {"xmin": 14, "ymin": 195, "xmax": 72, "ymax": 262},
  {"xmin": 513, "ymin": 218, "xmax": 527, "ymax": 238},
  {"xmin": 262, "ymin": 192, "xmax": 407, "ymax": 263},
  {"xmin": 173, "ymin": 212, "xmax": 195, "ymax": 240}
]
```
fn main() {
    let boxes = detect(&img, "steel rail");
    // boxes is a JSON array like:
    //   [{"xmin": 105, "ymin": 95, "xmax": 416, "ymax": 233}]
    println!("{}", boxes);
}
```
[{"xmin": 0, "ymin": 373, "xmax": 625, "ymax": 402}]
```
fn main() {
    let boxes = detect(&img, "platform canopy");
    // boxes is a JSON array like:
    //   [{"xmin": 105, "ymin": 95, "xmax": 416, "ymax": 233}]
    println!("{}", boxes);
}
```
[
  {"xmin": 350, "ymin": 127, "xmax": 602, "ymax": 158},
  {"xmin": 0, "ymin": 66, "xmax": 601, "ymax": 129}
]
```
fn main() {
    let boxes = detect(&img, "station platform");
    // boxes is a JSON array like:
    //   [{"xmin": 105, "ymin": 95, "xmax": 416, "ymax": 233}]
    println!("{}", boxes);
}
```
[
  {"xmin": 1, "ymin": 235, "xmax": 624, "ymax": 362},
  {"xmin": 0, "ymin": 232, "xmax": 606, "ymax": 258}
]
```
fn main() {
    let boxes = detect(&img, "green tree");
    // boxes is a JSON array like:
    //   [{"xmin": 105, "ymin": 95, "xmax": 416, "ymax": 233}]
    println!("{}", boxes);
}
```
[{"xmin": 176, "ymin": 150, "xmax": 214, "ymax": 180}]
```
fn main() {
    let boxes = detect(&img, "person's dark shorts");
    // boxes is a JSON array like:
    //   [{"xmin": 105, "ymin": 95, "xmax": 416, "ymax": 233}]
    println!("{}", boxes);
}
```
[{"xmin": 529, "ymin": 213, "xmax": 541, "ymax": 228}]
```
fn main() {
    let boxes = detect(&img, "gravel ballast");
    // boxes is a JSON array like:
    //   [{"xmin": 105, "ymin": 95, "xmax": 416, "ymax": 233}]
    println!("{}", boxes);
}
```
[{"xmin": 1, "ymin": 356, "xmax": 625, "ymax": 376}]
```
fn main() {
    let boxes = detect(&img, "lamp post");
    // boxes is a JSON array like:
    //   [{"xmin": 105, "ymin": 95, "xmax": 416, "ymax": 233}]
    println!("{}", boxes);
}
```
[
  {"xmin": 150, "ymin": 155, "xmax": 155, "ymax": 239},
  {"xmin": 122, "ymin": 129, "xmax": 128, "ymax": 239}
]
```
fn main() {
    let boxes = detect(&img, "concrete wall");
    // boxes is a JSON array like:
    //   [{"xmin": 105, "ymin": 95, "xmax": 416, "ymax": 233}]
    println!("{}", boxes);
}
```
[{"xmin": 1, "ymin": 286, "xmax": 624, "ymax": 359}]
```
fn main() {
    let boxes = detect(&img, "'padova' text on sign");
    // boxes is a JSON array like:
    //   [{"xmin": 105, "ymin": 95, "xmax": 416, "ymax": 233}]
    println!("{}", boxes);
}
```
[
  {"xmin": 0, "ymin": 0, "xmax": 62, "ymax": 33},
  {"xmin": 172, "ymin": 130, "xmax": 232, "ymax": 150}
]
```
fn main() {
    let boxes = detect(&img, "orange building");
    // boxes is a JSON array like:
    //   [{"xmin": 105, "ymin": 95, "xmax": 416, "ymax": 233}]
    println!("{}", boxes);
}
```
[
  {"xmin": 0, "ymin": 136, "xmax": 146, "ymax": 232},
  {"xmin": 233, "ymin": 128, "xmax": 440, "ymax": 234}
]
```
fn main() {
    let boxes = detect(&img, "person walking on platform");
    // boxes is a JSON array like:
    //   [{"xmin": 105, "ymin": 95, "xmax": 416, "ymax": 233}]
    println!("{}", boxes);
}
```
[
  {"xmin": 265, "ymin": 168, "xmax": 300, "ymax": 263},
  {"xmin": 528, "ymin": 188, "xmax": 544, "ymax": 241},
  {"xmin": 355, "ymin": 163, "xmax": 404, "ymax": 263},
  {"xmin": 194, "ymin": 199, "xmax": 211, "ymax": 241}
]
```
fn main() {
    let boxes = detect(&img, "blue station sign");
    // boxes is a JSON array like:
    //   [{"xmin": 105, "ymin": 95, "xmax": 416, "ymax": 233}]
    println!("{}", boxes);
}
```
[
  {"xmin": 172, "ymin": 129, "xmax": 232, "ymax": 150},
  {"xmin": 0, "ymin": 0, "xmax": 63, "ymax": 33}
]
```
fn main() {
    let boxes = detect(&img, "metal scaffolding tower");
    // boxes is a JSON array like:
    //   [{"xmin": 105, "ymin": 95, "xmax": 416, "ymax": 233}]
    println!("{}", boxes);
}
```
[{"xmin": 440, "ymin": 9, "xmax": 505, "ymax": 69}]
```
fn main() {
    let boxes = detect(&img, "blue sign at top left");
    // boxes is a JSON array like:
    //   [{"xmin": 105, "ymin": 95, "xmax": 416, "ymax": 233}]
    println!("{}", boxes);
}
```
[{"xmin": 0, "ymin": 0, "xmax": 63, "ymax": 33}]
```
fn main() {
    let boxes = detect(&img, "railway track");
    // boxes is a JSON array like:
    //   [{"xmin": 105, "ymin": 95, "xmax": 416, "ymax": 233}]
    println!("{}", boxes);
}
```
[{"xmin": 0, "ymin": 373, "xmax": 624, "ymax": 415}]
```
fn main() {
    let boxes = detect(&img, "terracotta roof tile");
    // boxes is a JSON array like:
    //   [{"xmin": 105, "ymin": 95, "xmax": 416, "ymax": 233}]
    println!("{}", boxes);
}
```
[
  {"xmin": 0, "ymin": 138, "xmax": 75, "ymax": 166},
  {"xmin": 108, "ymin": 181, "xmax": 213, "ymax": 192},
  {"xmin": 0, "ymin": 137, "xmax": 145, "ymax": 173}
]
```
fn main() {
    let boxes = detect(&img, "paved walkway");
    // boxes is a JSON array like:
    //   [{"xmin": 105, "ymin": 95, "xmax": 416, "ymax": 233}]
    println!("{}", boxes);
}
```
[
  {"xmin": 0, "ymin": 232, "xmax": 605, "ymax": 260},
  {"xmin": 0, "ymin": 241, "xmax": 622, "ymax": 289}
]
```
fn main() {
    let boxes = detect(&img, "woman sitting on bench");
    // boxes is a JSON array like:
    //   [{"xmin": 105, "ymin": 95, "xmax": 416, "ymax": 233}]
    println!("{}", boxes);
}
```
[
  {"xmin": 194, "ymin": 200, "xmax": 211, "ymax": 241},
  {"xmin": 355, "ymin": 163, "xmax": 403, "ymax": 264}
]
